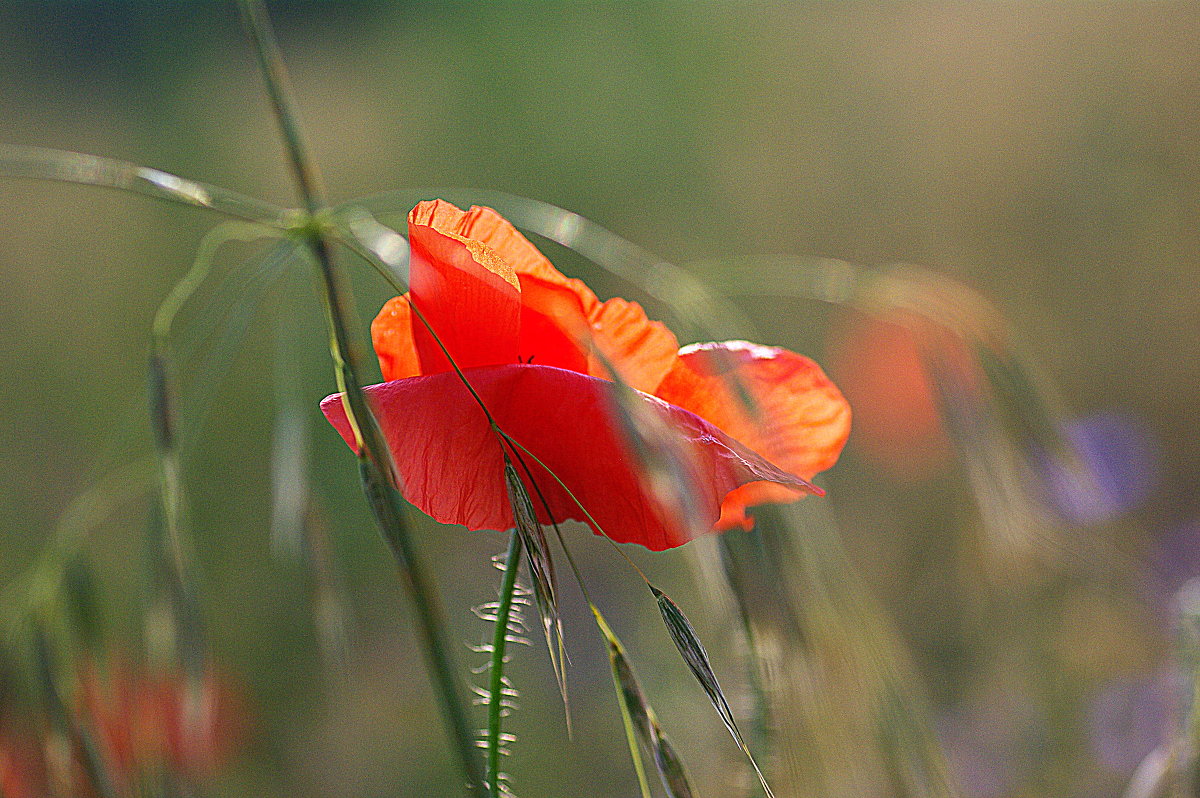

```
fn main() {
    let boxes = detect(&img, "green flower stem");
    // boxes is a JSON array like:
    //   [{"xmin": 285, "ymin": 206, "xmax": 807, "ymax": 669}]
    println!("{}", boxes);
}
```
[
  {"xmin": 356, "ymin": 457, "xmax": 486, "ymax": 796},
  {"xmin": 235, "ymin": 1, "xmax": 484, "ymax": 793},
  {"xmin": 487, "ymin": 530, "xmax": 524, "ymax": 798}
]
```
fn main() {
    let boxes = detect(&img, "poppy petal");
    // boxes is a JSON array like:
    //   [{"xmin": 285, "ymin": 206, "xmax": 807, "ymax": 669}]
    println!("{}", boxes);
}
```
[
  {"xmin": 406, "ymin": 200, "xmax": 522, "ymax": 373},
  {"xmin": 513, "ymin": 275, "xmax": 678, "ymax": 392},
  {"xmin": 654, "ymin": 341, "xmax": 851, "ymax": 528},
  {"xmin": 421, "ymin": 203, "xmax": 679, "ymax": 392},
  {"xmin": 320, "ymin": 364, "xmax": 807, "ymax": 550},
  {"xmin": 515, "ymin": 275, "xmax": 591, "ymax": 372},
  {"xmin": 451, "ymin": 204, "xmax": 566, "ymax": 286},
  {"xmin": 370, "ymin": 294, "xmax": 422, "ymax": 381},
  {"xmin": 584, "ymin": 296, "xmax": 679, "ymax": 394},
  {"xmin": 406, "ymin": 201, "xmax": 597, "ymax": 373}
]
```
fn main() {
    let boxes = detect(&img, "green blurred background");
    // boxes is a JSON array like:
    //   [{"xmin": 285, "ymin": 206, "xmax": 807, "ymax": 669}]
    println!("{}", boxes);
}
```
[{"xmin": 2, "ymin": 3, "xmax": 1199, "ymax": 797}]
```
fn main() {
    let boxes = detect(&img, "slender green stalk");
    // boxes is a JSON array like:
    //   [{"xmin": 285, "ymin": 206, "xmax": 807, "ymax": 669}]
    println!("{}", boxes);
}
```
[
  {"xmin": 356, "ymin": 459, "xmax": 486, "ymax": 792},
  {"xmin": 236, "ymin": 1, "xmax": 323, "ymax": 215},
  {"xmin": 486, "ymin": 530, "xmax": 524, "ymax": 798},
  {"xmin": 594, "ymin": 606, "xmax": 654, "ymax": 798},
  {"xmin": 234, "ymin": 1, "xmax": 484, "ymax": 793},
  {"xmin": 506, "ymin": 447, "xmax": 697, "ymax": 798},
  {"xmin": 148, "ymin": 346, "xmax": 206, "ymax": 697}
]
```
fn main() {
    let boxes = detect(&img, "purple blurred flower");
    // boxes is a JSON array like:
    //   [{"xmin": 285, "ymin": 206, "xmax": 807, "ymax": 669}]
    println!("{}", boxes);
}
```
[
  {"xmin": 1038, "ymin": 411, "xmax": 1160, "ymax": 525},
  {"xmin": 938, "ymin": 696, "xmax": 1044, "ymax": 798},
  {"xmin": 1087, "ymin": 672, "xmax": 1180, "ymax": 773},
  {"xmin": 1148, "ymin": 520, "xmax": 1200, "ymax": 612}
]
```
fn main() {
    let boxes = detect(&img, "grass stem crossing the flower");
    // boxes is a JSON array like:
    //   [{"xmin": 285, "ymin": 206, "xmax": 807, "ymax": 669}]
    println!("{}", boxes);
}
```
[{"xmin": 235, "ymin": 0, "xmax": 485, "ymax": 792}]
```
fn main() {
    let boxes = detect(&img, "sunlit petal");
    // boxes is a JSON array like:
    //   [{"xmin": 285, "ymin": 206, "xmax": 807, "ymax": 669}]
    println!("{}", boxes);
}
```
[
  {"xmin": 407, "ymin": 200, "xmax": 522, "ymax": 372},
  {"xmin": 655, "ymin": 340, "xmax": 851, "ymax": 527},
  {"xmin": 321, "ymin": 364, "xmax": 808, "ymax": 550},
  {"xmin": 370, "ymin": 294, "xmax": 422, "ymax": 381}
]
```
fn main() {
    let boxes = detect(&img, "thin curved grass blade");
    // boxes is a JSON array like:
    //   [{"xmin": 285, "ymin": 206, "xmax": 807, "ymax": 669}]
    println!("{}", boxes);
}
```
[
  {"xmin": 0, "ymin": 143, "xmax": 290, "ymax": 225},
  {"xmin": 166, "ymin": 237, "xmax": 301, "ymax": 452},
  {"xmin": 148, "ymin": 350, "xmax": 176, "ymax": 454},
  {"xmin": 61, "ymin": 554, "xmax": 104, "ymax": 652},
  {"xmin": 336, "ymin": 207, "xmax": 411, "ymax": 291},
  {"xmin": 147, "ymin": 352, "xmax": 207, "ymax": 681},
  {"xmin": 337, "ymin": 188, "xmax": 757, "ymax": 341},
  {"xmin": 1121, "ymin": 744, "xmax": 1179, "ymax": 798},
  {"xmin": 972, "ymin": 343, "xmax": 1119, "ymax": 534},
  {"xmin": 974, "ymin": 345, "xmax": 1061, "ymax": 452},
  {"xmin": 269, "ymin": 265, "xmax": 321, "ymax": 558},
  {"xmin": 685, "ymin": 253, "xmax": 863, "ymax": 306},
  {"xmin": 299, "ymin": 506, "xmax": 351, "ymax": 676},
  {"xmin": 1119, "ymin": 583, "xmax": 1200, "ymax": 798},
  {"xmin": 651, "ymin": 584, "xmax": 774, "ymax": 798},
  {"xmin": 147, "ymin": 232, "xmax": 296, "ymax": 688},
  {"xmin": 502, "ymin": 457, "xmax": 568, "ymax": 724},
  {"xmin": 269, "ymin": 398, "xmax": 309, "ymax": 558},
  {"xmin": 592, "ymin": 605, "xmax": 696, "ymax": 798}
]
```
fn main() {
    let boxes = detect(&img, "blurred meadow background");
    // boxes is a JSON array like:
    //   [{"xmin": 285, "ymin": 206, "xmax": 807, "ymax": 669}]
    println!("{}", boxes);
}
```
[{"xmin": 2, "ymin": 2, "xmax": 1199, "ymax": 797}]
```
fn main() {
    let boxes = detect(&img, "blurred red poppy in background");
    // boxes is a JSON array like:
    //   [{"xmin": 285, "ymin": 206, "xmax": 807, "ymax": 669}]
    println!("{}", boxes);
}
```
[
  {"xmin": 324, "ymin": 201, "xmax": 851, "ymax": 549},
  {"xmin": 0, "ymin": 731, "xmax": 47, "ymax": 798},
  {"xmin": 829, "ymin": 313, "xmax": 954, "ymax": 481},
  {"xmin": 78, "ymin": 663, "xmax": 247, "ymax": 787},
  {"xmin": 0, "ymin": 664, "xmax": 246, "ymax": 798}
]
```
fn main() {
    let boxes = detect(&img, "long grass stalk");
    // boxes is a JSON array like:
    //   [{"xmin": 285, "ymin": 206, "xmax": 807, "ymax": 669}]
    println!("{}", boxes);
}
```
[
  {"xmin": 486, "ymin": 530, "xmax": 524, "ymax": 798},
  {"xmin": 148, "ymin": 226, "xmax": 283, "ymax": 690},
  {"xmin": 234, "ymin": 1, "xmax": 484, "ymax": 793}
]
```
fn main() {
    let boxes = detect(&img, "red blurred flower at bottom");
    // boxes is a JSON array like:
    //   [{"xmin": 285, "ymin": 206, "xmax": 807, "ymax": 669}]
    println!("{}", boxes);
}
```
[
  {"xmin": 0, "ymin": 665, "xmax": 246, "ymax": 798},
  {"xmin": 323, "ymin": 201, "xmax": 851, "ymax": 550},
  {"xmin": 0, "ymin": 732, "xmax": 48, "ymax": 798},
  {"xmin": 78, "ymin": 664, "xmax": 247, "ymax": 791}
]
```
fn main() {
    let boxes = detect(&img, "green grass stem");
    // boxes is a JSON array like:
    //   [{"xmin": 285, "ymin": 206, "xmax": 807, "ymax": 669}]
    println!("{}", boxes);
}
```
[
  {"xmin": 235, "ymin": 0, "xmax": 485, "ymax": 792},
  {"xmin": 486, "ymin": 530, "xmax": 524, "ymax": 798}
]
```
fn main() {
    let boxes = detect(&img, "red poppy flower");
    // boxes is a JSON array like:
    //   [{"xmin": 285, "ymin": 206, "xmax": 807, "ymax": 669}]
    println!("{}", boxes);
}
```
[
  {"xmin": 0, "ymin": 664, "xmax": 246, "ymax": 798},
  {"xmin": 78, "ymin": 663, "xmax": 247, "ymax": 789},
  {"xmin": 828, "ymin": 308, "xmax": 985, "ymax": 481},
  {"xmin": 323, "ymin": 201, "xmax": 850, "ymax": 550},
  {"xmin": 0, "ymin": 732, "xmax": 47, "ymax": 798},
  {"xmin": 829, "ymin": 313, "xmax": 953, "ymax": 480}
]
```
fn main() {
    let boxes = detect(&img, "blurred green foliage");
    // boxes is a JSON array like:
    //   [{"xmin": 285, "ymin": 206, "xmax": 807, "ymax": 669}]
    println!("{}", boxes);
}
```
[{"xmin": 2, "ymin": 3, "xmax": 1198, "ymax": 797}]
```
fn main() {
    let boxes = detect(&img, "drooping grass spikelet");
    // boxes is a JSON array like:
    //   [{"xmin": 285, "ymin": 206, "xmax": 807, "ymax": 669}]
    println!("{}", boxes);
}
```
[
  {"xmin": 650, "ymin": 584, "xmax": 775, "ymax": 798},
  {"xmin": 592, "ymin": 604, "xmax": 697, "ymax": 798},
  {"xmin": 502, "ymin": 456, "xmax": 569, "ymax": 722}
]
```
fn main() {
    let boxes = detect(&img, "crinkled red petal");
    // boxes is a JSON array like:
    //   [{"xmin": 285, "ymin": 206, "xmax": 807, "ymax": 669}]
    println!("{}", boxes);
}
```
[
  {"xmin": 370, "ymin": 294, "xmax": 422, "ymax": 382},
  {"xmin": 320, "ymin": 364, "xmax": 807, "ymax": 551},
  {"xmin": 655, "ymin": 340, "xmax": 851, "ymax": 528},
  {"xmin": 405, "ymin": 202, "xmax": 679, "ymax": 392},
  {"xmin": 406, "ymin": 200, "xmax": 522, "ymax": 373}
]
